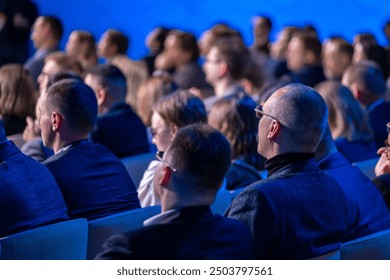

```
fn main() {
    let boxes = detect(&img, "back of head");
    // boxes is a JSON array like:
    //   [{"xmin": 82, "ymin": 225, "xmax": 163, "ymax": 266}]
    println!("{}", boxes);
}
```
[
  {"xmin": 208, "ymin": 97, "xmax": 258, "ymax": 160},
  {"xmin": 211, "ymin": 36, "xmax": 250, "ymax": 80},
  {"xmin": 315, "ymin": 80, "xmax": 373, "ymax": 142},
  {"xmin": 47, "ymin": 71, "xmax": 83, "ymax": 89},
  {"xmin": 42, "ymin": 16, "xmax": 63, "ymax": 42},
  {"xmin": 0, "ymin": 63, "xmax": 36, "ymax": 119},
  {"xmin": 170, "ymin": 30, "xmax": 199, "ymax": 62},
  {"xmin": 167, "ymin": 123, "xmax": 231, "ymax": 194},
  {"xmin": 153, "ymin": 90, "xmax": 207, "ymax": 127},
  {"xmin": 106, "ymin": 29, "xmax": 129, "ymax": 55},
  {"xmin": 86, "ymin": 64, "xmax": 127, "ymax": 100},
  {"xmin": 45, "ymin": 79, "xmax": 98, "ymax": 135},
  {"xmin": 268, "ymin": 83, "xmax": 328, "ymax": 152},
  {"xmin": 342, "ymin": 60, "xmax": 387, "ymax": 96}
]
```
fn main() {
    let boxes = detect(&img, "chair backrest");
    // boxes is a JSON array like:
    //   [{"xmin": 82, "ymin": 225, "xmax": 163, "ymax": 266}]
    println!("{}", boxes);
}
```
[
  {"xmin": 340, "ymin": 229, "xmax": 390, "ymax": 259},
  {"xmin": 211, "ymin": 187, "xmax": 246, "ymax": 215},
  {"xmin": 121, "ymin": 152, "xmax": 155, "ymax": 187},
  {"xmin": 352, "ymin": 157, "xmax": 379, "ymax": 180},
  {"xmin": 87, "ymin": 205, "xmax": 161, "ymax": 259},
  {"xmin": 0, "ymin": 219, "xmax": 88, "ymax": 260},
  {"xmin": 310, "ymin": 250, "xmax": 340, "ymax": 260}
]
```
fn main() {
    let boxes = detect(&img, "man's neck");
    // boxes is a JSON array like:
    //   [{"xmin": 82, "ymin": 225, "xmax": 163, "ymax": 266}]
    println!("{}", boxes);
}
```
[
  {"xmin": 214, "ymin": 79, "xmax": 240, "ymax": 97},
  {"xmin": 54, "ymin": 136, "xmax": 89, "ymax": 154}
]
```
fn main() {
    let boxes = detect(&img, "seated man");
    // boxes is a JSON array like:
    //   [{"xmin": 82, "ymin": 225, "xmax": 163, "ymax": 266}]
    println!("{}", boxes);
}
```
[
  {"xmin": 316, "ymin": 126, "xmax": 390, "ymax": 241},
  {"xmin": 96, "ymin": 124, "xmax": 254, "ymax": 260},
  {"xmin": 225, "ymin": 83, "xmax": 349, "ymax": 260},
  {"xmin": 40, "ymin": 79, "xmax": 140, "ymax": 220},
  {"xmin": 0, "ymin": 119, "xmax": 68, "ymax": 237},
  {"xmin": 85, "ymin": 64, "xmax": 150, "ymax": 158}
]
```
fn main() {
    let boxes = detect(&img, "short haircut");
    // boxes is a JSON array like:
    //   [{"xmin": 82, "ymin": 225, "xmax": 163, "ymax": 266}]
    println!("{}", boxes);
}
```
[
  {"xmin": 44, "ymin": 51, "xmax": 83, "ymax": 75},
  {"xmin": 0, "ymin": 64, "xmax": 36, "ymax": 119},
  {"xmin": 153, "ymin": 90, "xmax": 207, "ymax": 127},
  {"xmin": 45, "ymin": 79, "xmax": 98, "ymax": 134},
  {"xmin": 211, "ymin": 36, "xmax": 250, "ymax": 80},
  {"xmin": 169, "ymin": 30, "xmax": 199, "ymax": 62},
  {"xmin": 47, "ymin": 71, "xmax": 83, "ymax": 89},
  {"xmin": 72, "ymin": 30, "xmax": 97, "ymax": 59},
  {"xmin": 105, "ymin": 29, "xmax": 129, "ymax": 54},
  {"xmin": 327, "ymin": 37, "xmax": 353, "ymax": 59},
  {"xmin": 168, "ymin": 123, "xmax": 231, "ymax": 192},
  {"xmin": 85, "ymin": 64, "xmax": 127, "ymax": 97},
  {"xmin": 293, "ymin": 33, "xmax": 322, "ymax": 61},
  {"xmin": 343, "ymin": 61, "xmax": 386, "ymax": 95},
  {"xmin": 41, "ymin": 16, "xmax": 63, "ymax": 41},
  {"xmin": 269, "ymin": 83, "xmax": 328, "ymax": 152},
  {"xmin": 315, "ymin": 80, "xmax": 373, "ymax": 143}
]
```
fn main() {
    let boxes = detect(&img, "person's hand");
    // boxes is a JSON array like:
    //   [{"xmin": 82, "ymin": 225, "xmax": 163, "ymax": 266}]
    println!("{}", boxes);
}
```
[
  {"xmin": 22, "ymin": 116, "xmax": 41, "ymax": 142},
  {"xmin": 375, "ymin": 147, "xmax": 390, "ymax": 176}
]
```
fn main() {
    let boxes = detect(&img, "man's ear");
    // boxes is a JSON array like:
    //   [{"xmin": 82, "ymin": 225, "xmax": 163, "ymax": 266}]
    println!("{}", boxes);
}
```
[
  {"xmin": 95, "ymin": 87, "xmax": 107, "ymax": 106},
  {"xmin": 350, "ymin": 84, "xmax": 362, "ymax": 100},
  {"xmin": 51, "ymin": 112, "xmax": 63, "ymax": 132},
  {"xmin": 159, "ymin": 165, "xmax": 172, "ymax": 186},
  {"xmin": 267, "ymin": 119, "xmax": 282, "ymax": 140}
]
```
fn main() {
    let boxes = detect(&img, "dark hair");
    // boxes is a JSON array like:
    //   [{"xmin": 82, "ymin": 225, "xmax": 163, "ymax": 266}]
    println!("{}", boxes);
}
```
[
  {"xmin": 44, "ymin": 51, "xmax": 84, "ymax": 76},
  {"xmin": 106, "ymin": 29, "xmax": 129, "ymax": 54},
  {"xmin": 42, "ymin": 16, "xmax": 63, "ymax": 41},
  {"xmin": 47, "ymin": 71, "xmax": 83, "ymax": 90},
  {"xmin": 153, "ymin": 90, "xmax": 207, "ymax": 127},
  {"xmin": 86, "ymin": 64, "xmax": 126, "ymax": 91},
  {"xmin": 170, "ymin": 30, "xmax": 199, "ymax": 62},
  {"xmin": 294, "ymin": 33, "xmax": 322, "ymax": 61},
  {"xmin": 212, "ymin": 37, "xmax": 250, "ymax": 80},
  {"xmin": 45, "ymin": 79, "xmax": 98, "ymax": 134},
  {"xmin": 169, "ymin": 123, "xmax": 231, "ymax": 191}
]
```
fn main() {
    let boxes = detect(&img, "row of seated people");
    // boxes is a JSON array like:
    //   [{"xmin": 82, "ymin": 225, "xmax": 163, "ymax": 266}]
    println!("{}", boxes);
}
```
[{"xmin": 1, "ymin": 79, "xmax": 390, "ymax": 259}]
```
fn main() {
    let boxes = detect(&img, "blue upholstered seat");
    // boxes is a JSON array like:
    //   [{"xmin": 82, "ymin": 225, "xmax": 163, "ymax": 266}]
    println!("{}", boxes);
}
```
[
  {"xmin": 121, "ymin": 152, "xmax": 155, "ymax": 187},
  {"xmin": 0, "ymin": 219, "xmax": 88, "ymax": 260}
]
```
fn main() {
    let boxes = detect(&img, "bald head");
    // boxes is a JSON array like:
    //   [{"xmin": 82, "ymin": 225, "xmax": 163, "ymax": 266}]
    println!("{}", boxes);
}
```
[{"xmin": 266, "ymin": 83, "xmax": 328, "ymax": 153}]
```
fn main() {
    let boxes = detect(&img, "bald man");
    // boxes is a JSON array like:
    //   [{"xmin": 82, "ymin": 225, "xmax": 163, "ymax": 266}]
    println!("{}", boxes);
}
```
[{"xmin": 225, "ymin": 83, "xmax": 349, "ymax": 260}]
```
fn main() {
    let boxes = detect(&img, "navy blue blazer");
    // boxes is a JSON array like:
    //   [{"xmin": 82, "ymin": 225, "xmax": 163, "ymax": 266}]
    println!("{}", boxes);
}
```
[
  {"xmin": 43, "ymin": 141, "xmax": 141, "ymax": 220},
  {"xmin": 226, "ymin": 155, "xmax": 349, "ymax": 260},
  {"xmin": 96, "ymin": 206, "xmax": 254, "ymax": 260},
  {"xmin": 368, "ymin": 100, "xmax": 390, "ymax": 148},
  {"xmin": 318, "ymin": 152, "xmax": 390, "ymax": 241},
  {"xmin": 0, "ymin": 141, "xmax": 68, "ymax": 237},
  {"xmin": 90, "ymin": 102, "xmax": 150, "ymax": 158}
]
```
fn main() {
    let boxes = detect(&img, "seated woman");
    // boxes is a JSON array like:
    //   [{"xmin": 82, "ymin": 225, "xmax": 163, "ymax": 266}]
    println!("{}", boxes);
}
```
[
  {"xmin": 315, "ymin": 80, "xmax": 377, "ymax": 162},
  {"xmin": 208, "ymin": 97, "xmax": 264, "ymax": 190},
  {"xmin": 137, "ymin": 90, "xmax": 207, "ymax": 207}
]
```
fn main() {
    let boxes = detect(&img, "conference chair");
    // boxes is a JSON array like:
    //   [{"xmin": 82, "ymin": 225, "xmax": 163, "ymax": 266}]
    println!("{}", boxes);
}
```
[
  {"xmin": 310, "ymin": 250, "xmax": 340, "ymax": 260},
  {"xmin": 0, "ymin": 219, "xmax": 88, "ymax": 260},
  {"xmin": 121, "ymin": 152, "xmax": 155, "ymax": 187},
  {"xmin": 352, "ymin": 157, "xmax": 379, "ymax": 180},
  {"xmin": 340, "ymin": 229, "xmax": 390, "ymax": 259},
  {"xmin": 211, "ymin": 187, "xmax": 246, "ymax": 215},
  {"xmin": 87, "ymin": 205, "xmax": 161, "ymax": 259}
]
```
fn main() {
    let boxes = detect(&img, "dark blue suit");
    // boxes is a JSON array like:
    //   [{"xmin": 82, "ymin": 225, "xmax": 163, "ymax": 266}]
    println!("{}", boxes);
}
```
[
  {"xmin": 90, "ymin": 102, "xmax": 150, "ymax": 158},
  {"xmin": 367, "ymin": 99, "xmax": 390, "ymax": 148},
  {"xmin": 334, "ymin": 137, "xmax": 378, "ymax": 163},
  {"xmin": 226, "ymin": 154, "xmax": 349, "ymax": 260},
  {"xmin": 318, "ymin": 152, "xmax": 390, "ymax": 241},
  {"xmin": 0, "ymin": 141, "xmax": 68, "ymax": 237},
  {"xmin": 96, "ymin": 206, "xmax": 254, "ymax": 260},
  {"xmin": 43, "ymin": 141, "xmax": 140, "ymax": 220}
]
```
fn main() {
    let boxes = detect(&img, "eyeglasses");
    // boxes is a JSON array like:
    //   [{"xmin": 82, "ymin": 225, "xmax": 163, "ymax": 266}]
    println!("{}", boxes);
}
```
[
  {"xmin": 156, "ymin": 151, "xmax": 177, "ymax": 172},
  {"xmin": 254, "ymin": 105, "xmax": 281, "ymax": 123}
]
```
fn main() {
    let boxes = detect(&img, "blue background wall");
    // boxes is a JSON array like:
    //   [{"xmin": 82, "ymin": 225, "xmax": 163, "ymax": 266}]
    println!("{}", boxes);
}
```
[{"xmin": 32, "ymin": 0, "xmax": 390, "ymax": 60}]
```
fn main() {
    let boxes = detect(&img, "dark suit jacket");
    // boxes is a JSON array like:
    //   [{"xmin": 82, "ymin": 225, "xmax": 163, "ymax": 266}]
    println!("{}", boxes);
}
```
[
  {"xmin": 289, "ymin": 65, "xmax": 326, "ymax": 87},
  {"xmin": 334, "ymin": 137, "xmax": 378, "ymax": 163},
  {"xmin": 0, "ymin": 140, "xmax": 68, "ymax": 237},
  {"xmin": 226, "ymin": 154, "xmax": 349, "ymax": 260},
  {"xmin": 90, "ymin": 102, "xmax": 150, "ymax": 158},
  {"xmin": 367, "ymin": 100, "xmax": 390, "ymax": 148},
  {"xmin": 43, "ymin": 141, "xmax": 140, "ymax": 220},
  {"xmin": 96, "ymin": 206, "xmax": 254, "ymax": 260},
  {"xmin": 318, "ymin": 152, "xmax": 390, "ymax": 241}
]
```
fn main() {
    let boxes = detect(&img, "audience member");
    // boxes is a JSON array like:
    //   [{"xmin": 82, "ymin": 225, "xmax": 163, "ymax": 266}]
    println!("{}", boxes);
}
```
[
  {"xmin": 251, "ymin": 15, "xmax": 272, "ymax": 56},
  {"xmin": 208, "ymin": 97, "xmax": 264, "ymax": 190},
  {"xmin": 96, "ymin": 124, "xmax": 254, "ymax": 260},
  {"xmin": 226, "ymin": 83, "xmax": 349, "ymax": 259},
  {"xmin": 65, "ymin": 30, "xmax": 98, "ymax": 70},
  {"xmin": 202, "ymin": 36, "xmax": 253, "ymax": 111},
  {"xmin": 97, "ymin": 29, "xmax": 148, "ymax": 109},
  {"xmin": 342, "ymin": 61, "xmax": 390, "ymax": 148},
  {"xmin": 322, "ymin": 37, "xmax": 353, "ymax": 81},
  {"xmin": 85, "ymin": 64, "xmax": 150, "ymax": 158},
  {"xmin": 0, "ymin": 0, "xmax": 38, "ymax": 66},
  {"xmin": 0, "ymin": 63, "xmax": 37, "ymax": 142},
  {"xmin": 0, "ymin": 119, "xmax": 68, "ymax": 237},
  {"xmin": 285, "ymin": 33, "xmax": 326, "ymax": 87},
  {"xmin": 315, "ymin": 80, "xmax": 377, "ymax": 162},
  {"xmin": 138, "ymin": 90, "xmax": 207, "ymax": 207},
  {"xmin": 39, "ymin": 79, "xmax": 140, "ymax": 220},
  {"xmin": 24, "ymin": 15, "xmax": 63, "ymax": 89},
  {"xmin": 316, "ymin": 125, "xmax": 390, "ymax": 241}
]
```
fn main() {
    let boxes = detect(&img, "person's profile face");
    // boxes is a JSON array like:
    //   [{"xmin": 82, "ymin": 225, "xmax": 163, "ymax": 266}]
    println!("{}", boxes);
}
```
[{"xmin": 150, "ymin": 112, "xmax": 172, "ymax": 152}]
